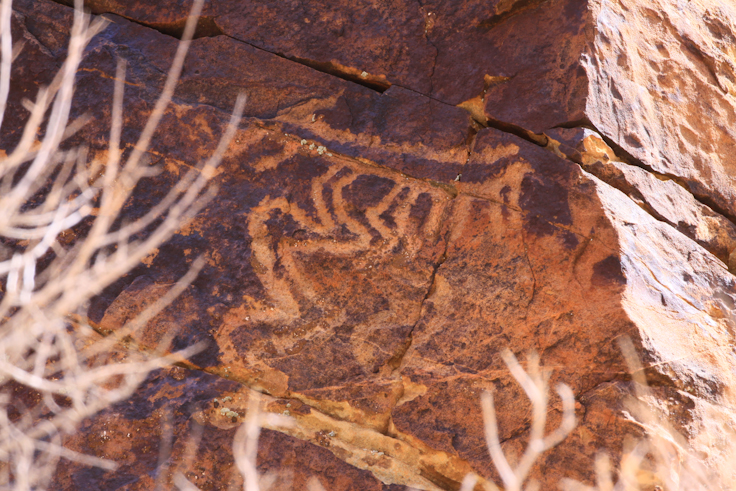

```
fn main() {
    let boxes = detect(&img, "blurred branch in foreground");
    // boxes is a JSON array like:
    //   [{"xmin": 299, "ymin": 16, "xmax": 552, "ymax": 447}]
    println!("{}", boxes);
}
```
[
  {"xmin": 0, "ymin": 0, "xmax": 245, "ymax": 487},
  {"xmin": 461, "ymin": 349, "xmax": 576, "ymax": 491}
]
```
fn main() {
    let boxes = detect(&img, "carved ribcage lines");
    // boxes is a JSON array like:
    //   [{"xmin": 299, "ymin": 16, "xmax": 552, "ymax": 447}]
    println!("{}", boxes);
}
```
[{"xmin": 247, "ymin": 163, "xmax": 444, "ymax": 318}]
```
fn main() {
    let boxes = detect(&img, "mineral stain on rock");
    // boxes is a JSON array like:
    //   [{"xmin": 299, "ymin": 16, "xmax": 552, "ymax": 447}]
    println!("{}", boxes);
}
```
[{"xmin": 592, "ymin": 255, "xmax": 627, "ymax": 287}]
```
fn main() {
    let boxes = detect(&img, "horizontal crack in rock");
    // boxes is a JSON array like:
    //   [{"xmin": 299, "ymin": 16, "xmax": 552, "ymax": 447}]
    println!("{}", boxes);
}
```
[
  {"xmin": 105, "ymin": 14, "xmax": 223, "ymax": 39},
  {"xmin": 275, "ymin": 52, "xmax": 392, "ymax": 93},
  {"xmin": 547, "ymin": 120, "xmax": 736, "ymax": 270},
  {"xmin": 48, "ymin": 0, "xmax": 223, "ymax": 38},
  {"xmin": 562, "ymin": 119, "xmax": 736, "ymax": 228},
  {"xmin": 48, "ymin": 0, "xmax": 391, "ymax": 92},
  {"xmin": 457, "ymin": 94, "xmax": 549, "ymax": 147}
]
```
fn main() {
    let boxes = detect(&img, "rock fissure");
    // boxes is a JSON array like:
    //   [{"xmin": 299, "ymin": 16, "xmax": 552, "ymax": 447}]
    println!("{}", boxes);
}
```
[
  {"xmin": 220, "ymin": 30, "xmax": 393, "ymax": 93},
  {"xmin": 579, "ymin": 122, "xmax": 736, "ymax": 230},
  {"xmin": 547, "ymin": 121, "xmax": 736, "ymax": 268},
  {"xmin": 47, "ymin": 0, "xmax": 224, "ymax": 39},
  {"xmin": 51, "ymin": 0, "xmax": 394, "ymax": 94},
  {"xmin": 261, "ymin": 50, "xmax": 392, "ymax": 93},
  {"xmin": 390, "ymin": 82, "xmax": 468, "ymax": 110},
  {"xmin": 385, "ymin": 215, "xmax": 453, "ymax": 376},
  {"xmin": 127, "ymin": 15, "xmax": 223, "ymax": 39},
  {"xmin": 461, "ymin": 101, "xmax": 549, "ymax": 148}
]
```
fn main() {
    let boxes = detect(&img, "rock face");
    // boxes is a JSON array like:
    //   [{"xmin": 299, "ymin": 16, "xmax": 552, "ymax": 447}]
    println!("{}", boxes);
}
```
[{"xmin": 6, "ymin": 0, "xmax": 736, "ymax": 489}]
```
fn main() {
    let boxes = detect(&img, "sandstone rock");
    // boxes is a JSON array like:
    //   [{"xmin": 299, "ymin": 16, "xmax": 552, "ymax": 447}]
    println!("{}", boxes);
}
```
[
  {"xmin": 584, "ymin": 0, "xmax": 736, "ymax": 224},
  {"xmin": 5, "ymin": 0, "xmax": 736, "ymax": 490},
  {"xmin": 51, "ymin": 366, "xmax": 401, "ymax": 490},
  {"xmin": 42, "ymin": 0, "xmax": 736, "ymax": 226},
  {"xmin": 548, "ymin": 127, "xmax": 736, "ymax": 266}
]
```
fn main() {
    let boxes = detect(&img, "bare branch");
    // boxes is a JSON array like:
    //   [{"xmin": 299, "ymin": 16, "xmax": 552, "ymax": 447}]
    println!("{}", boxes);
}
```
[
  {"xmin": 481, "ymin": 349, "xmax": 576, "ymax": 491},
  {"xmin": 0, "ymin": 0, "xmax": 247, "ymax": 485}
]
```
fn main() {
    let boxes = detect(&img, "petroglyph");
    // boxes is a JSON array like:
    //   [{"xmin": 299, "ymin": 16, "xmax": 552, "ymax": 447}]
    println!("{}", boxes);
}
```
[
  {"xmin": 199, "ymin": 135, "xmax": 456, "ymax": 392},
  {"xmin": 246, "ymin": 154, "xmax": 448, "ymax": 322}
]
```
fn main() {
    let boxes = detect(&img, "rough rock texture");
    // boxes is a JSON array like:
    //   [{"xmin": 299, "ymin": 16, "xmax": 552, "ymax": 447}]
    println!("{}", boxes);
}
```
[{"xmin": 6, "ymin": 0, "xmax": 736, "ymax": 489}]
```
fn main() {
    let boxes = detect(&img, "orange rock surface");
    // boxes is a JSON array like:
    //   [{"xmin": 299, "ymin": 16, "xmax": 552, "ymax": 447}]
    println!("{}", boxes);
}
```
[{"xmin": 6, "ymin": 0, "xmax": 736, "ymax": 489}]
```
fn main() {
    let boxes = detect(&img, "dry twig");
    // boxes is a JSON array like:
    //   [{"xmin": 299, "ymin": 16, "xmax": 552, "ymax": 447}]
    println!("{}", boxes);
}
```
[
  {"xmin": 0, "ymin": 0, "xmax": 245, "ymax": 487},
  {"xmin": 479, "ymin": 349, "xmax": 576, "ymax": 491}
]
